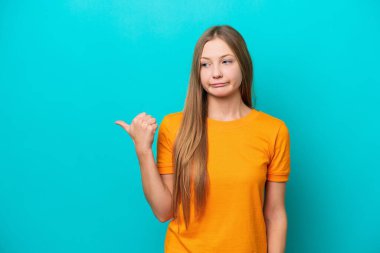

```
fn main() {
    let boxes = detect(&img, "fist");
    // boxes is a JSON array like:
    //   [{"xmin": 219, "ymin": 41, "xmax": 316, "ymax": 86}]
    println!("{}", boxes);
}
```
[{"xmin": 115, "ymin": 112, "xmax": 158, "ymax": 152}]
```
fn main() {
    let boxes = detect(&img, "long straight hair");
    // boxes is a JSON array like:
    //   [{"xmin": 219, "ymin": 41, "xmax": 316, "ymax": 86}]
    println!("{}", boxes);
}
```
[{"xmin": 171, "ymin": 25, "xmax": 255, "ymax": 231}]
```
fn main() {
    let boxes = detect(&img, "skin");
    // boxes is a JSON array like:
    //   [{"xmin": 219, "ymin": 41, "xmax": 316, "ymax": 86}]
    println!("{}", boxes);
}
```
[
  {"xmin": 200, "ymin": 37, "xmax": 252, "ymax": 120},
  {"xmin": 264, "ymin": 181, "xmax": 288, "ymax": 253},
  {"xmin": 115, "ymin": 110, "xmax": 175, "ymax": 209},
  {"xmin": 115, "ymin": 114, "xmax": 174, "ymax": 222},
  {"xmin": 201, "ymin": 37, "xmax": 288, "ymax": 252},
  {"xmin": 115, "ymin": 37, "xmax": 288, "ymax": 251}
]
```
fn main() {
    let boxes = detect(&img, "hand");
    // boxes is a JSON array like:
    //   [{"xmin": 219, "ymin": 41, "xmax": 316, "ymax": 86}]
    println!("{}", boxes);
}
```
[{"xmin": 115, "ymin": 112, "xmax": 158, "ymax": 153}]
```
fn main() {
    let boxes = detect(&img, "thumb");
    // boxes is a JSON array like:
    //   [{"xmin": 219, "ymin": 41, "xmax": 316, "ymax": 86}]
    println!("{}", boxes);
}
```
[{"xmin": 115, "ymin": 120, "xmax": 130, "ymax": 133}]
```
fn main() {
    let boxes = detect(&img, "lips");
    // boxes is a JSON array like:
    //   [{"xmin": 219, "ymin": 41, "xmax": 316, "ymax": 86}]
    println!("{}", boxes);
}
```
[{"xmin": 210, "ymin": 82, "xmax": 227, "ymax": 87}]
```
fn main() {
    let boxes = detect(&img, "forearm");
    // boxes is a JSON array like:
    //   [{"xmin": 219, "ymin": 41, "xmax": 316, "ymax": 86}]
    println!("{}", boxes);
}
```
[
  {"xmin": 265, "ymin": 210, "xmax": 288, "ymax": 253},
  {"xmin": 136, "ymin": 148, "xmax": 173, "ymax": 222}
]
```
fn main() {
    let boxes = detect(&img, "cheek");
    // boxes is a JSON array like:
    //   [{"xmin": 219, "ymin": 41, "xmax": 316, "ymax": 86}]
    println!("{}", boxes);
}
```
[
  {"xmin": 226, "ymin": 66, "xmax": 242, "ymax": 82},
  {"xmin": 200, "ymin": 70, "xmax": 209, "ymax": 84}
]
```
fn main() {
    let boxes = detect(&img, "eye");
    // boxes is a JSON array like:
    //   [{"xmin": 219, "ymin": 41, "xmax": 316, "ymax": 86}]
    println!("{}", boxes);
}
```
[
  {"xmin": 200, "ymin": 63, "xmax": 209, "ymax": 68},
  {"xmin": 223, "ymin": 59, "xmax": 233, "ymax": 64}
]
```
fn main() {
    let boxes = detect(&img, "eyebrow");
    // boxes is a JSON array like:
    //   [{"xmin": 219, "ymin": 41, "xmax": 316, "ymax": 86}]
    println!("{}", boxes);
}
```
[{"xmin": 200, "ymin": 54, "xmax": 234, "ymax": 60}]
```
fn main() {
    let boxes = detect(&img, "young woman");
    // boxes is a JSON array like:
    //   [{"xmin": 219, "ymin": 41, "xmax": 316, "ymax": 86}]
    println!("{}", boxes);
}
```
[{"xmin": 116, "ymin": 25, "xmax": 291, "ymax": 253}]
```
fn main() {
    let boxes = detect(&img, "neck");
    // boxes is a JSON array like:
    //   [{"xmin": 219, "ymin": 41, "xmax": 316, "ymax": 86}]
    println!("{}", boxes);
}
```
[{"xmin": 207, "ymin": 93, "xmax": 251, "ymax": 121}]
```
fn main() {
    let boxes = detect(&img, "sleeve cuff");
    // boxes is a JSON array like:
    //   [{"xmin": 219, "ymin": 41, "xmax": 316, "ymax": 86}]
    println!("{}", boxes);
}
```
[
  {"xmin": 267, "ymin": 174, "xmax": 289, "ymax": 182},
  {"xmin": 157, "ymin": 165, "xmax": 175, "ymax": 174}
]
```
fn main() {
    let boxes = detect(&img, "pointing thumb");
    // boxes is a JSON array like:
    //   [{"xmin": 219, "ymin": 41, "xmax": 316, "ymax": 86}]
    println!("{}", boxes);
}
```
[{"xmin": 115, "ymin": 120, "xmax": 130, "ymax": 133}]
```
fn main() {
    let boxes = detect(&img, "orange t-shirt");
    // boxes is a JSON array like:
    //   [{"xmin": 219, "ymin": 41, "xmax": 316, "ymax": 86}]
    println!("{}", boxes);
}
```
[{"xmin": 156, "ymin": 108, "xmax": 291, "ymax": 253}]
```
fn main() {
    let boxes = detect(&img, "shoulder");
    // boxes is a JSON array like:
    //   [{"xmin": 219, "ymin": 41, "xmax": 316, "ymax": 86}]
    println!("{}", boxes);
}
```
[
  {"xmin": 162, "ymin": 111, "xmax": 183, "ymax": 121},
  {"xmin": 255, "ymin": 109, "xmax": 289, "ymax": 135},
  {"xmin": 254, "ymin": 110, "xmax": 291, "ymax": 157},
  {"xmin": 256, "ymin": 109, "xmax": 286, "ymax": 125},
  {"xmin": 159, "ymin": 111, "xmax": 183, "ymax": 139},
  {"xmin": 161, "ymin": 111, "xmax": 183, "ymax": 127}
]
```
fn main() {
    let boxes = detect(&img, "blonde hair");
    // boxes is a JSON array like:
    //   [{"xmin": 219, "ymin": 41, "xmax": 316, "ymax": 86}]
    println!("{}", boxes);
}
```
[{"xmin": 171, "ymin": 25, "xmax": 255, "ymax": 230}]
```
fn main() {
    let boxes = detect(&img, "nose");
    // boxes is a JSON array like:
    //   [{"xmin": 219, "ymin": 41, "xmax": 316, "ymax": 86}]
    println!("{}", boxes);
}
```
[{"xmin": 212, "ymin": 65, "xmax": 222, "ymax": 79}]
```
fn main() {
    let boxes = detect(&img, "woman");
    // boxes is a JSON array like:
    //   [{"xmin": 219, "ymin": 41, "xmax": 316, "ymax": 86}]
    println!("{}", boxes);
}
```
[{"xmin": 116, "ymin": 25, "xmax": 291, "ymax": 253}]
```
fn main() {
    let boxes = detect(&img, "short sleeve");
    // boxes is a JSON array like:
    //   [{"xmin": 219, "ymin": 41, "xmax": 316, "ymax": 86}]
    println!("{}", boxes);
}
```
[
  {"xmin": 156, "ymin": 116, "xmax": 175, "ymax": 174},
  {"xmin": 267, "ymin": 122, "xmax": 291, "ymax": 182}
]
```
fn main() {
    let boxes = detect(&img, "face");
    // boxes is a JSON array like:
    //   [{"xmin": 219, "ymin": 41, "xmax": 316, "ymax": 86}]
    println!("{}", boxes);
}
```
[{"xmin": 199, "ymin": 38, "xmax": 243, "ymax": 98}]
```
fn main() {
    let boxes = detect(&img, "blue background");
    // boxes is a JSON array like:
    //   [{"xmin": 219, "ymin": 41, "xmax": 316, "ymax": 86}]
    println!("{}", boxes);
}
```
[{"xmin": 1, "ymin": 0, "xmax": 379, "ymax": 252}]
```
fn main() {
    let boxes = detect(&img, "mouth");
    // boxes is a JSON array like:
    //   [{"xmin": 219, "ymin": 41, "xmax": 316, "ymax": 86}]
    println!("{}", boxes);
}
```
[{"xmin": 210, "ymin": 82, "xmax": 228, "ymax": 87}]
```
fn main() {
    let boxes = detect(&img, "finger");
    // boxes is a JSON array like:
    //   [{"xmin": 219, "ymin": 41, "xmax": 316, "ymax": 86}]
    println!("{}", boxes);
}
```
[
  {"xmin": 141, "ymin": 114, "xmax": 152, "ymax": 122},
  {"xmin": 149, "ymin": 123, "xmax": 158, "ymax": 130},
  {"xmin": 146, "ymin": 117, "xmax": 156, "ymax": 124},
  {"xmin": 135, "ymin": 112, "xmax": 147, "ymax": 120},
  {"xmin": 147, "ymin": 124, "xmax": 156, "ymax": 130},
  {"xmin": 134, "ymin": 112, "xmax": 148, "ymax": 124},
  {"xmin": 115, "ymin": 120, "xmax": 130, "ymax": 133},
  {"xmin": 143, "ymin": 114, "xmax": 157, "ymax": 124}
]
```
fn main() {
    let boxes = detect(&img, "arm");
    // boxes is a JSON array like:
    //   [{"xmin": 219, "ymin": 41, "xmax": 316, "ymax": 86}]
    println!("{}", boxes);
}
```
[
  {"xmin": 263, "ymin": 181, "xmax": 288, "ymax": 253},
  {"xmin": 136, "ymin": 148, "xmax": 173, "ymax": 222},
  {"xmin": 115, "ymin": 112, "xmax": 173, "ymax": 223}
]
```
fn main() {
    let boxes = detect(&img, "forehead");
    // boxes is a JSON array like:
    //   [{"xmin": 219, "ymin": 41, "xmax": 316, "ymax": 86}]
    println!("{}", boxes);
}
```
[{"xmin": 201, "ymin": 38, "xmax": 235, "ymax": 59}]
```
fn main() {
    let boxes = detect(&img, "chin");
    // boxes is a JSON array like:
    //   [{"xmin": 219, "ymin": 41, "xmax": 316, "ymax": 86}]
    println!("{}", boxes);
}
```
[{"xmin": 209, "ymin": 91, "xmax": 234, "ymax": 98}]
